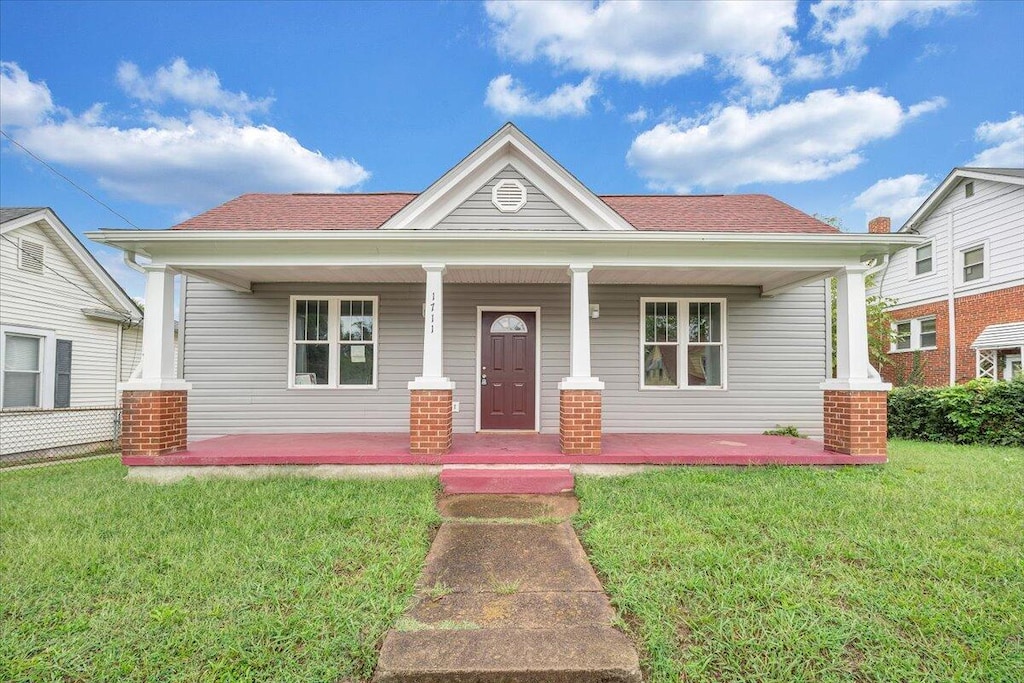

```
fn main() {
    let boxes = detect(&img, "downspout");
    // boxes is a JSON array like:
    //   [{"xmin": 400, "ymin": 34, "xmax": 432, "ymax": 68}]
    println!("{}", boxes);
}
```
[
  {"xmin": 947, "ymin": 211, "xmax": 956, "ymax": 385},
  {"xmin": 123, "ymin": 250, "xmax": 146, "ymax": 274}
]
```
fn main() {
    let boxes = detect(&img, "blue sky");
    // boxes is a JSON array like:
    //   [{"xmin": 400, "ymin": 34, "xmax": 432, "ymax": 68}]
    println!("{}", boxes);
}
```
[{"xmin": 2, "ymin": 1, "xmax": 1022, "ymax": 299}]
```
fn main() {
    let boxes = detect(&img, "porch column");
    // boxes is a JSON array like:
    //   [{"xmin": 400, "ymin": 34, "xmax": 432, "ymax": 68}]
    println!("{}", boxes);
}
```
[
  {"xmin": 120, "ymin": 264, "xmax": 191, "ymax": 457},
  {"xmin": 820, "ymin": 266, "xmax": 891, "ymax": 458},
  {"xmin": 559, "ymin": 264, "xmax": 604, "ymax": 455},
  {"xmin": 408, "ymin": 264, "xmax": 454, "ymax": 455}
]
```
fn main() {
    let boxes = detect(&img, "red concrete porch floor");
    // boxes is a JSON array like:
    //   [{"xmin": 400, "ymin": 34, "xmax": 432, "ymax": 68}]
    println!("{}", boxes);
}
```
[{"xmin": 122, "ymin": 432, "xmax": 885, "ymax": 466}]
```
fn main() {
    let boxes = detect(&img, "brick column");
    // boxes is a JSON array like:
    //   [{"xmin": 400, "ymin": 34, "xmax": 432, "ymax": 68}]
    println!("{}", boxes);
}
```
[
  {"xmin": 121, "ymin": 390, "xmax": 188, "ymax": 457},
  {"xmin": 823, "ymin": 390, "xmax": 887, "ymax": 457},
  {"xmin": 410, "ymin": 389, "xmax": 453, "ymax": 455},
  {"xmin": 559, "ymin": 389, "xmax": 601, "ymax": 455}
]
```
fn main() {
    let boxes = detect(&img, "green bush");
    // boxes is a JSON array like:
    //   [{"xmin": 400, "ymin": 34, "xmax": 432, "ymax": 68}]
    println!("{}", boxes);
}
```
[{"xmin": 888, "ymin": 377, "xmax": 1024, "ymax": 446}]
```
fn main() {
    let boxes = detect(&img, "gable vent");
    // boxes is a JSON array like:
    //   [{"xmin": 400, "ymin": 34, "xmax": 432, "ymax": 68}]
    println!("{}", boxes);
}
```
[
  {"xmin": 491, "ymin": 179, "xmax": 527, "ymax": 213},
  {"xmin": 18, "ymin": 239, "xmax": 45, "ymax": 274}
]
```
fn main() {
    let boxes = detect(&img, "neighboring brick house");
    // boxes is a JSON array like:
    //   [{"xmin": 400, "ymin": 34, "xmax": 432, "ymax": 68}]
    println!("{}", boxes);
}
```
[{"xmin": 869, "ymin": 168, "xmax": 1024, "ymax": 386}]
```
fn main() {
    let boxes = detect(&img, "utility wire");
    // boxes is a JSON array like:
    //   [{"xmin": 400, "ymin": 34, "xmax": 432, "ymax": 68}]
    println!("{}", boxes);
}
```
[{"xmin": 0, "ymin": 129, "xmax": 141, "ymax": 229}]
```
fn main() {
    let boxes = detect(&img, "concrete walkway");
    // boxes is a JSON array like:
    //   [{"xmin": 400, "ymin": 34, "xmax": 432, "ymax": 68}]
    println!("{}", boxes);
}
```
[{"xmin": 374, "ymin": 494, "xmax": 641, "ymax": 682}]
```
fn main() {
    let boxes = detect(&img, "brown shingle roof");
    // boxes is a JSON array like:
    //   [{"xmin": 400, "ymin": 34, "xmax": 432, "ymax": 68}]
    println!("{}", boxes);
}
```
[{"xmin": 171, "ymin": 192, "xmax": 838, "ymax": 234}]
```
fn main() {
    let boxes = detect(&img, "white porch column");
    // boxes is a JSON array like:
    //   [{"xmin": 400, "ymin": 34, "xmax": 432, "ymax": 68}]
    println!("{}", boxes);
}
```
[
  {"xmin": 121, "ymin": 264, "xmax": 190, "ymax": 391},
  {"xmin": 559, "ymin": 264, "xmax": 603, "ymax": 390},
  {"xmin": 409, "ymin": 263, "xmax": 453, "ymax": 390},
  {"xmin": 821, "ymin": 265, "xmax": 889, "ymax": 391}
]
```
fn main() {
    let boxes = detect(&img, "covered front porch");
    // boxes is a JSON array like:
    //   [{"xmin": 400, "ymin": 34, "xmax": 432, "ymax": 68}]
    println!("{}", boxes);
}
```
[{"xmin": 121, "ymin": 431, "xmax": 885, "ymax": 467}]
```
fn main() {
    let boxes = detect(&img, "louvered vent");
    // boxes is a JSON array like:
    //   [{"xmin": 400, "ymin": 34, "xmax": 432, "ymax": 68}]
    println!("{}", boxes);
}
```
[
  {"xmin": 18, "ymin": 239, "xmax": 45, "ymax": 273},
  {"xmin": 491, "ymin": 179, "xmax": 527, "ymax": 213}
]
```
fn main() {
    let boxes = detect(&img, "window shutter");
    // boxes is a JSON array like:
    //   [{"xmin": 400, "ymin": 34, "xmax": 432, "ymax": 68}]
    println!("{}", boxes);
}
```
[{"xmin": 55, "ymin": 339, "xmax": 72, "ymax": 408}]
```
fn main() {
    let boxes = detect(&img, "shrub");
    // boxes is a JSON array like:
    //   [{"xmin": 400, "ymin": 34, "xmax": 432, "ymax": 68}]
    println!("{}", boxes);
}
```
[
  {"xmin": 763, "ymin": 425, "xmax": 806, "ymax": 438},
  {"xmin": 888, "ymin": 377, "xmax": 1024, "ymax": 446}
]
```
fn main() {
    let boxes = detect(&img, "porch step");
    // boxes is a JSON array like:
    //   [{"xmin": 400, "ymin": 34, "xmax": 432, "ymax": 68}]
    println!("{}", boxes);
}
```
[{"xmin": 440, "ymin": 467, "xmax": 574, "ymax": 494}]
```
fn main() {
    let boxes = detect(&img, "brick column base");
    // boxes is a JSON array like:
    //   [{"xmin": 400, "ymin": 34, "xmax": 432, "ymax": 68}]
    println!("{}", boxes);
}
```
[
  {"xmin": 121, "ymin": 390, "xmax": 188, "ymax": 457},
  {"xmin": 410, "ymin": 389, "xmax": 453, "ymax": 455},
  {"xmin": 823, "ymin": 390, "xmax": 888, "ymax": 457},
  {"xmin": 560, "ymin": 389, "xmax": 602, "ymax": 455}
]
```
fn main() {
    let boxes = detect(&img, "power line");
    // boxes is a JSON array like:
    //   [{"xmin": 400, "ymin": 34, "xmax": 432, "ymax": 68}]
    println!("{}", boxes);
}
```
[{"xmin": 0, "ymin": 129, "xmax": 141, "ymax": 229}]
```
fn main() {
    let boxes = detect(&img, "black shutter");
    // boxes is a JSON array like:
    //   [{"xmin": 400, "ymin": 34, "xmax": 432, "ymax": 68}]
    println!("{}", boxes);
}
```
[{"xmin": 55, "ymin": 339, "xmax": 72, "ymax": 408}]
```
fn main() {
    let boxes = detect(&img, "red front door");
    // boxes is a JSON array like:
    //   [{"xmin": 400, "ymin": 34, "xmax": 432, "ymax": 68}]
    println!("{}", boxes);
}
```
[{"xmin": 480, "ymin": 311, "xmax": 537, "ymax": 430}]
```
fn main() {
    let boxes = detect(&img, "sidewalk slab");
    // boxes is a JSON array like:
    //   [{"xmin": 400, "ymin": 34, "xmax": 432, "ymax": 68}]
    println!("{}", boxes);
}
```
[{"xmin": 409, "ymin": 591, "xmax": 615, "ymax": 629}]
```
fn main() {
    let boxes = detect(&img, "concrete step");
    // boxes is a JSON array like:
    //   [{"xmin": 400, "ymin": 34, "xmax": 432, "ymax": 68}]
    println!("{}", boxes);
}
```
[
  {"xmin": 440, "ymin": 467, "xmax": 574, "ymax": 495},
  {"xmin": 375, "ymin": 625, "xmax": 641, "ymax": 683}
]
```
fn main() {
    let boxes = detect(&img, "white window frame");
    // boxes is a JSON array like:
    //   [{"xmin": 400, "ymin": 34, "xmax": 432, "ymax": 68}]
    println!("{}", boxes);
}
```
[
  {"xmin": 0, "ymin": 324, "xmax": 56, "ymax": 409},
  {"xmin": 890, "ymin": 316, "xmax": 937, "ymax": 353},
  {"xmin": 957, "ymin": 241, "xmax": 989, "ymax": 287},
  {"xmin": 287, "ymin": 295, "xmax": 379, "ymax": 390},
  {"xmin": 639, "ymin": 297, "xmax": 728, "ymax": 391},
  {"xmin": 909, "ymin": 240, "xmax": 935, "ymax": 279}
]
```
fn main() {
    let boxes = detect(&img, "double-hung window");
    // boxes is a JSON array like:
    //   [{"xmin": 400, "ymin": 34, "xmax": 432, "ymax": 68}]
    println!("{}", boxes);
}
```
[
  {"xmin": 961, "ymin": 245, "xmax": 985, "ymax": 283},
  {"xmin": 892, "ymin": 316, "xmax": 936, "ymax": 352},
  {"xmin": 641, "ymin": 298, "xmax": 726, "ymax": 389},
  {"xmin": 289, "ymin": 296, "xmax": 377, "ymax": 388},
  {"xmin": 1, "ymin": 325, "xmax": 57, "ymax": 409},
  {"xmin": 913, "ymin": 242, "xmax": 933, "ymax": 276}
]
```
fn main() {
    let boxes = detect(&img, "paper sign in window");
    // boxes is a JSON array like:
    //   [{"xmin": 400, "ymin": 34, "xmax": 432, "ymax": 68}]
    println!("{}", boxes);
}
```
[{"xmin": 350, "ymin": 345, "xmax": 366, "ymax": 363}]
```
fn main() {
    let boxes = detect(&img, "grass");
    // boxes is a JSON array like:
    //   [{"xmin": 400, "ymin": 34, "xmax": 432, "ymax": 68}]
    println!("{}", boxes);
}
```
[
  {"xmin": 0, "ymin": 459, "xmax": 440, "ymax": 682},
  {"xmin": 575, "ymin": 440, "xmax": 1024, "ymax": 682}
]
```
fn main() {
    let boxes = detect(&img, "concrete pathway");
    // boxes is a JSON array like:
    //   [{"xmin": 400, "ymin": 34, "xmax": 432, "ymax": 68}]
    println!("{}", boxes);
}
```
[{"xmin": 374, "ymin": 494, "xmax": 641, "ymax": 682}]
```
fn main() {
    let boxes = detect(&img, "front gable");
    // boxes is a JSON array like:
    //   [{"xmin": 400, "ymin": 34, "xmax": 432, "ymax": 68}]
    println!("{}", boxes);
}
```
[
  {"xmin": 380, "ymin": 123, "xmax": 634, "ymax": 231},
  {"xmin": 435, "ymin": 164, "xmax": 584, "ymax": 231}
]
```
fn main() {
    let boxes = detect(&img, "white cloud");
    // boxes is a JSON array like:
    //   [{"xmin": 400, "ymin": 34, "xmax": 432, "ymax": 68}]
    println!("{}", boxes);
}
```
[
  {"xmin": 0, "ymin": 62, "xmax": 368, "ymax": 211},
  {"xmin": 116, "ymin": 58, "xmax": 272, "ymax": 118},
  {"xmin": 0, "ymin": 62, "xmax": 56, "ymax": 127},
  {"xmin": 485, "ymin": 74, "xmax": 598, "ymax": 118},
  {"xmin": 486, "ymin": 0, "xmax": 797, "ymax": 103},
  {"xmin": 627, "ymin": 88, "xmax": 943, "ymax": 192},
  {"xmin": 853, "ymin": 173, "xmax": 933, "ymax": 228},
  {"xmin": 807, "ymin": 0, "xmax": 970, "ymax": 75},
  {"xmin": 968, "ymin": 113, "xmax": 1024, "ymax": 167},
  {"xmin": 625, "ymin": 107, "xmax": 649, "ymax": 124}
]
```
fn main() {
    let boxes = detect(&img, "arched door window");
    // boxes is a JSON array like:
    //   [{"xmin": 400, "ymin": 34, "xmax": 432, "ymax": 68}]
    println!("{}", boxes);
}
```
[{"xmin": 490, "ymin": 314, "xmax": 528, "ymax": 333}]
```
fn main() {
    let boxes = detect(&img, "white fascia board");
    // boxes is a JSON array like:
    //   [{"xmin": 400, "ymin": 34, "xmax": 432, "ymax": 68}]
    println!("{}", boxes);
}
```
[
  {"xmin": 5, "ymin": 209, "xmax": 143, "ymax": 318},
  {"xmin": 379, "ymin": 124, "xmax": 634, "ymax": 231},
  {"xmin": 900, "ymin": 167, "xmax": 1024, "ymax": 233}
]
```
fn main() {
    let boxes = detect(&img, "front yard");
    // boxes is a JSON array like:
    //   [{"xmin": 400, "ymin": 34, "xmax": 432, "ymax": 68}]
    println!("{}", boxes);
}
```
[
  {"xmin": 0, "ymin": 460, "xmax": 439, "ymax": 682},
  {"xmin": 576, "ymin": 440, "xmax": 1024, "ymax": 682}
]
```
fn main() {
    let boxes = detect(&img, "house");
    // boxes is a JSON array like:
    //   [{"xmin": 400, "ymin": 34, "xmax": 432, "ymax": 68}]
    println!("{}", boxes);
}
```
[
  {"xmin": 87, "ymin": 124, "xmax": 920, "ymax": 472},
  {"xmin": 0, "ymin": 207, "xmax": 144, "ymax": 457},
  {"xmin": 868, "ymin": 168, "xmax": 1024, "ymax": 386}
]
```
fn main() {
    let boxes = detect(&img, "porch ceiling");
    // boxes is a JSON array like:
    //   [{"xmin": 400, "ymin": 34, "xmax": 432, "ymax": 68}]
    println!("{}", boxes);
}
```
[{"xmin": 180, "ymin": 263, "xmax": 835, "ymax": 292}]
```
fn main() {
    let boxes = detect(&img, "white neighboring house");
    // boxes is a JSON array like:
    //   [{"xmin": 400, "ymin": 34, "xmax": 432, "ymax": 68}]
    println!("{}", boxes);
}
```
[
  {"xmin": 0, "ymin": 207, "xmax": 144, "ymax": 457},
  {"xmin": 869, "ymin": 168, "xmax": 1024, "ymax": 386}
]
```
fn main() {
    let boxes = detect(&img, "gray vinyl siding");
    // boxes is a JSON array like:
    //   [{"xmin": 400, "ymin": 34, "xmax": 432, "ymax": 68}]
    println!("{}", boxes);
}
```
[
  {"xmin": 435, "ymin": 165, "xmax": 584, "ymax": 230},
  {"xmin": 184, "ymin": 279, "xmax": 827, "ymax": 439}
]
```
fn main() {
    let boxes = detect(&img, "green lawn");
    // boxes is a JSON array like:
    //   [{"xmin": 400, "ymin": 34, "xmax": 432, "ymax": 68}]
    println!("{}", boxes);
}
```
[
  {"xmin": 575, "ymin": 441, "xmax": 1024, "ymax": 682},
  {"xmin": 0, "ymin": 459, "xmax": 439, "ymax": 682}
]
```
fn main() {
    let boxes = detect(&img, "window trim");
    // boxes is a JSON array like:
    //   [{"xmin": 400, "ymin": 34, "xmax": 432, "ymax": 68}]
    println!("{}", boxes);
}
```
[
  {"xmin": 639, "ymin": 297, "xmax": 728, "ymax": 391},
  {"xmin": 957, "ymin": 241, "xmax": 989, "ymax": 287},
  {"xmin": 0, "ymin": 324, "xmax": 56, "ymax": 409},
  {"xmin": 287, "ymin": 295, "xmax": 379, "ymax": 390},
  {"xmin": 890, "ymin": 316, "xmax": 938, "ymax": 353},
  {"xmin": 909, "ymin": 239, "xmax": 935, "ymax": 279}
]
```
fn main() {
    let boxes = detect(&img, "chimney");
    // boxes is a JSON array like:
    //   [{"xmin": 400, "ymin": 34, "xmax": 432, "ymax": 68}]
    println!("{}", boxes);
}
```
[{"xmin": 868, "ymin": 216, "xmax": 891, "ymax": 234}]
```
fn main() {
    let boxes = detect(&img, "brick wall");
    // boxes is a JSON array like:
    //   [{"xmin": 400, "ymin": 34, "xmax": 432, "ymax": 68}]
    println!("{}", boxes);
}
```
[
  {"xmin": 410, "ymin": 389, "xmax": 453, "ymax": 455},
  {"xmin": 882, "ymin": 300, "xmax": 949, "ymax": 386},
  {"xmin": 823, "ymin": 390, "xmax": 887, "ymax": 458},
  {"xmin": 953, "ymin": 285, "xmax": 1024, "ymax": 383},
  {"xmin": 121, "ymin": 390, "xmax": 188, "ymax": 457},
  {"xmin": 559, "ymin": 389, "xmax": 601, "ymax": 455},
  {"xmin": 883, "ymin": 285, "xmax": 1024, "ymax": 386}
]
